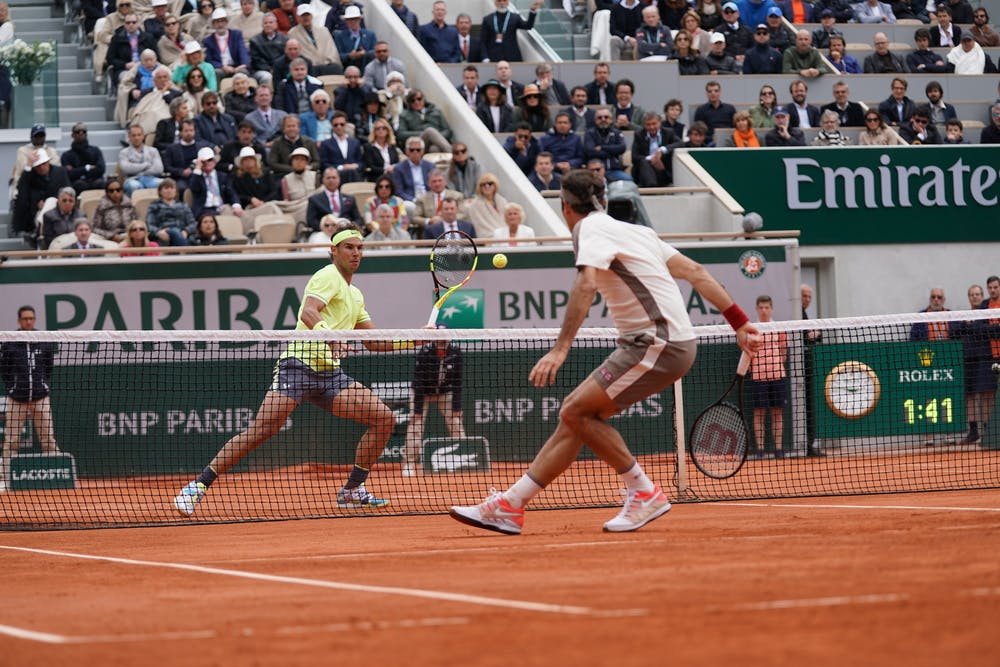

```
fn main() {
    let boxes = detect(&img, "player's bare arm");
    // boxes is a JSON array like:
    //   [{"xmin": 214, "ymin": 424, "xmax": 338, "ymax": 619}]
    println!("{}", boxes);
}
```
[
  {"xmin": 666, "ymin": 253, "xmax": 760, "ymax": 353},
  {"xmin": 529, "ymin": 266, "xmax": 598, "ymax": 388}
]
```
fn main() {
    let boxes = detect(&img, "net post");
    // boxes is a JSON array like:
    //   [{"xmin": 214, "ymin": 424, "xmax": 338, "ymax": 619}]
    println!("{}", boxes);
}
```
[{"xmin": 673, "ymin": 378, "xmax": 688, "ymax": 498}]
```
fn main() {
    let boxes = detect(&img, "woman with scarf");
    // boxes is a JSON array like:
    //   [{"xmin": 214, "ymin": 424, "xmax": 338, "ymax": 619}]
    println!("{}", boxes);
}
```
[
  {"xmin": 724, "ymin": 110, "xmax": 760, "ymax": 148},
  {"xmin": 811, "ymin": 110, "xmax": 853, "ymax": 146}
]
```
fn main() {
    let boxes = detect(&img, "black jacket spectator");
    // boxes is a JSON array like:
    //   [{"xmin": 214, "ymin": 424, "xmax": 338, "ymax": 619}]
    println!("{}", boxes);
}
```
[
  {"xmin": 610, "ymin": 1, "xmax": 643, "ymax": 43},
  {"xmin": 821, "ymin": 101, "xmax": 866, "ymax": 127},
  {"xmin": 61, "ymin": 142, "xmax": 106, "ymax": 193},
  {"xmin": 583, "ymin": 125, "xmax": 627, "ymax": 173},
  {"xmin": 10, "ymin": 165, "xmax": 71, "ymax": 234},
  {"xmin": 249, "ymin": 31, "xmax": 288, "ymax": 74},
  {"xmin": 107, "ymin": 29, "xmax": 160, "ymax": 78},
  {"xmin": 480, "ymin": 7, "xmax": 537, "ymax": 62},
  {"xmin": 718, "ymin": 21, "xmax": 753, "ymax": 58},
  {"xmin": 196, "ymin": 111, "xmax": 238, "ymax": 148}
]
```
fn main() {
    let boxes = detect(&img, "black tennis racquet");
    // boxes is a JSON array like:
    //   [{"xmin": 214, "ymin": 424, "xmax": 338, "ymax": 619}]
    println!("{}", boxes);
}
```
[
  {"xmin": 426, "ymin": 230, "xmax": 478, "ymax": 327},
  {"xmin": 689, "ymin": 351, "xmax": 752, "ymax": 479}
]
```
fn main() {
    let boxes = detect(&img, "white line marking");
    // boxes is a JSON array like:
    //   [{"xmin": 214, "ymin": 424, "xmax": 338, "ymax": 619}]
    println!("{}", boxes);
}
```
[
  {"xmin": 0, "ymin": 545, "xmax": 625, "ymax": 617},
  {"xmin": 720, "ymin": 502, "xmax": 1000, "ymax": 512},
  {"xmin": 723, "ymin": 593, "xmax": 910, "ymax": 612},
  {"xmin": 201, "ymin": 539, "xmax": 668, "ymax": 565},
  {"xmin": 0, "ymin": 623, "xmax": 68, "ymax": 644}
]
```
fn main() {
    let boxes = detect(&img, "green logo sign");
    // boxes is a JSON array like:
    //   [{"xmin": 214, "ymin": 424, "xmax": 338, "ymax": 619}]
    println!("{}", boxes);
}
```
[
  {"xmin": 435, "ymin": 289, "xmax": 485, "ymax": 328},
  {"xmin": 422, "ymin": 437, "xmax": 491, "ymax": 473}
]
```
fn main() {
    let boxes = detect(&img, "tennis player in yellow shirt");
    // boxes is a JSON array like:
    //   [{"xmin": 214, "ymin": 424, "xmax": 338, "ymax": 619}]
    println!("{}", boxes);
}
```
[{"xmin": 174, "ymin": 220, "xmax": 408, "ymax": 515}]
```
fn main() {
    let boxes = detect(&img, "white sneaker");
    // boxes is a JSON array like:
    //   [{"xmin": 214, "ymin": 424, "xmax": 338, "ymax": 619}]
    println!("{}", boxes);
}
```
[
  {"xmin": 449, "ymin": 489, "xmax": 524, "ymax": 535},
  {"xmin": 173, "ymin": 481, "xmax": 207, "ymax": 517},
  {"xmin": 603, "ymin": 486, "xmax": 671, "ymax": 533}
]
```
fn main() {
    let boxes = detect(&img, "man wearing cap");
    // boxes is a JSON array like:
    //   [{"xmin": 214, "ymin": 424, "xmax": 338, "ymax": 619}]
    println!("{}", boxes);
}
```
[
  {"xmin": 11, "ymin": 125, "xmax": 60, "ymax": 202},
  {"xmin": 763, "ymin": 7, "xmax": 793, "ymax": 53},
  {"xmin": 737, "ymin": 0, "xmax": 778, "ymax": 30},
  {"xmin": 244, "ymin": 84, "xmax": 287, "ymax": 146},
  {"xmin": 107, "ymin": 13, "xmax": 160, "ymax": 83},
  {"xmin": 325, "ymin": 0, "xmax": 366, "ymax": 33},
  {"xmin": 706, "ymin": 32, "xmax": 739, "ymax": 75},
  {"xmin": 269, "ymin": 115, "xmax": 320, "ymax": 176},
  {"xmin": 173, "ymin": 41, "xmax": 219, "ymax": 91},
  {"xmin": 41, "ymin": 188, "xmax": 84, "ymax": 250},
  {"xmin": 289, "ymin": 4, "xmax": 344, "ymax": 76},
  {"xmin": 249, "ymin": 13, "xmax": 287, "ymax": 87},
  {"xmin": 947, "ymin": 33, "xmax": 986, "ymax": 74},
  {"xmin": 300, "ymin": 89, "xmax": 336, "ymax": 142},
  {"xmin": 144, "ymin": 0, "xmax": 171, "ymax": 40},
  {"xmin": 229, "ymin": 0, "xmax": 265, "ymax": 45},
  {"xmin": 119, "ymin": 124, "xmax": 165, "ymax": 196},
  {"xmin": 10, "ymin": 150, "xmax": 70, "ymax": 244},
  {"xmin": 306, "ymin": 167, "xmax": 362, "ymax": 232},
  {"xmin": 173, "ymin": 219, "xmax": 406, "ymax": 517},
  {"xmin": 334, "ymin": 5, "xmax": 376, "ymax": 69},
  {"xmin": 764, "ymin": 106, "xmax": 805, "ymax": 146},
  {"xmin": 163, "ymin": 119, "xmax": 213, "ymax": 191},
  {"xmin": 782, "ymin": 30, "xmax": 832, "ymax": 77},
  {"xmin": 189, "ymin": 146, "xmax": 243, "ymax": 220},
  {"xmin": 814, "ymin": 0, "xmax": 854, "ymax": 22},
  {"xmin": 718, "ymin": 3, "xmax": 753, "ymax": 61},
  {"xmin": 61, "ymin": 123, "xmax": 106, "ymax": 194},
  {"xmin": 203, "ymin": 8, "xmax": 250, "ymax": 80},
  {"xmin": 743, "ymin": 23, "xmax": 782, "ymax": 73},
  {"xmin": 363, "ymin": 41, "xmax": 405, "ymax": 91},
  {"xmin": 811, "ymin": 9, "xmax": 842, "ymax": 49},
  {"xmin": 481, "ymin": 0, "xmax": 542, "ymax": 62},
  {"xmin": 420, "ymin": 1, "xmax": 460, "ymax": 63}
]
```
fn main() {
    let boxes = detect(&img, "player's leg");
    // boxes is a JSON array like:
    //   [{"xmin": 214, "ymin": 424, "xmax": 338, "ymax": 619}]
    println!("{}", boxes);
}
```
[
  {"xmin": 753, "ymin": 407, "xmax": 767, "ymax": 456},
  {"xmin": 0, "ymin": 400, "xmax": 29, "ymax": 491},
  {"xmin": 173, "ymin": 391, "xmax": 299, "ymax": 516},
  {"xmin": 771, "ymin": 406, "xmax": 784, "ymax": 457},
  {"xmin": 439, "ymin": 392, "xmax": 467, "ymax": 439},
  {"xmin": 330, "ymin": 382, "xmax": 395, "ymax": 507},
  {"xmin": 30, "ymin": 397, "xmax": 60, "ymax": 454}
]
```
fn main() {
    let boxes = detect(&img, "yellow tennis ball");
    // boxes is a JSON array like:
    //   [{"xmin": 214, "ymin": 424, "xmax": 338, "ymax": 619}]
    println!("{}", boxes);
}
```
[{"xmin": 493, "ymin": 253, "xmax": 508, "ymax": 269}]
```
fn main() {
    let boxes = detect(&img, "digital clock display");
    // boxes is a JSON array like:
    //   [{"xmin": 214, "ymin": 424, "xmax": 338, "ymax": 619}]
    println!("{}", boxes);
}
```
[{"xmin": 903, "ymin": 397, "xmax": 954, "ymax": 425}]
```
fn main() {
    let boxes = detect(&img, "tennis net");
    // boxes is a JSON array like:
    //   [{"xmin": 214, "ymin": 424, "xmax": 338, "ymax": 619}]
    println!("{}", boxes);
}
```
[{"xmin": 1, "ymin": 310, "xmax": 998, "ymax": 529}]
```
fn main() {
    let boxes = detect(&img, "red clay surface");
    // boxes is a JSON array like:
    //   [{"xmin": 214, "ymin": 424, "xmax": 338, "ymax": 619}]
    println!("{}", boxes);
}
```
[{"xmin": 2, "ymin": 489, "xmax": 999, "ymax": 666}]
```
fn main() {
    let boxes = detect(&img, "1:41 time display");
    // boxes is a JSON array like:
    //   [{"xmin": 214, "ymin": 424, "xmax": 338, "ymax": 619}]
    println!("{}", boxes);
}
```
[{"xmin": 903, "ymin": 397, "xmax": 954, "ymax": 425}]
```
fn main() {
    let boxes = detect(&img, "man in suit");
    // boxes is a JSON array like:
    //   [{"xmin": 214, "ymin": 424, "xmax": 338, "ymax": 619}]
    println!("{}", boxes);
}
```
[
  {"xmin": 457, "ymin": 65, "xmax": 481, "ymax": 108},
  {"xmin": 277, "ymin": 57, "xmax": 323, "ymax": 114},
  {"xmin": 271, "ymin": 38, "xmax": 316, "ymax": 85},
  {"xmin": 244, "ymin": 85, "xmax": 287, "ymax": 146},
  {"xmin": 189, "ymin": 147, "xmax": 244, "ymax": 220},
  {"xmin": 334, "ymin": 5, "xmax": 377, "ymax": 70},
  {"xmin": 289, "ymin": 3, "xmax": 344, "ymax": 76},
  {"xmin": 877, "ymin": 77, "xmax": 917, "ymax": 126},
  {"xmin": 162, "ymin": 119, "xmax": 214, "ymax": 193},
  {"xmin": 107, "ymin": 13, "xmax": 160, "ymax": 83},
  {"xmin": 203, "ymin": 9, "xmax": 251, "ymax": 80},
  {"xmin": 318, "ymin": 111, "xmax": 364, "ymax": 182},
  {"xmin": 195, "ymin": 91, "xmax": 238, "ymax": 148},
  {"xmin": 455, "ymin": 13, "xmax": 481, "ymax": 62},
  {"xmin": 363, "ymin": 41, "xmax": 406, "ymax": 90},
  {"xmin": 306, "ymin": 167, "xmax": 362, "ymax": 232},
  {"xmin": 786, "ymin": 79, "xmax": 821, "ymax": 129},
  {"xmin": 420, "ymin": 0, "xmax": 460, "ymax": 63},
  {"xmin": 821, "ymin": 80, "xmax": 866, "ymax": 127},
  {"xmin": 249, "ymin": 13, "xmax": 287, "ymax": 87},
  {"xmin": 65, "ymin": 219, "xmax": 99, "ymax": 255},
  {"xmin": 930, "ymin": 5, "xmax": 961, "ymax": 47},
  {"xmin": 584, "ymin": 62, "xmax": 614, "ymax": 106},
  {"xmin": 412, "ymin": 169, "xmax": 463, "ymax": 231},
  {"xmin": 631, "ymin": 112, "xmax": 676, "ymax": 187},
  {"xmin": 494, "ymin": 60, "xmax": 523, "ymax": 108},
  {"xmin": 392, "ymin": 137, "xmax": 436, "ymax": 202},
  {"xmin": 480, "ymin": 0, "xmax": 542, "ymax": 62},
  {"xmin": 422, "ymin": 197, "xmax": 476, "ymax": 239}
]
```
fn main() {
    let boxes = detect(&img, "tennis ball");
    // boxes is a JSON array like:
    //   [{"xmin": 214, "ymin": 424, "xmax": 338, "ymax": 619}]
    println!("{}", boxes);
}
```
[{"xmin": 493, "ymin": 253, "xmax": 508, "ymax": 269}]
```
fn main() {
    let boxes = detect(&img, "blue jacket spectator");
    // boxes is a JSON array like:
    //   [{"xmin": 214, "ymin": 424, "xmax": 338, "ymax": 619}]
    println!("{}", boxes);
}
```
[
  {"xmin": 738, "ymin": 0, "xmax": 779, "ymax": 29},
  {"xmin": 743, "ymin": 40, "xmax": 783, "ymax": 74},
  {"xmin": 419, "ymin": 15, "xmax": 460, "ymax": 62},
  {"xmin": 502, "ymin": 126, "xmax": 540, "ymax": 175},
  {"xmin": 203, "ymin": 28, "xmax": 251, "ymax": 71},
  {"xmin": 538, "ymin": 117, "xmax": 584, "ymax": 172}
]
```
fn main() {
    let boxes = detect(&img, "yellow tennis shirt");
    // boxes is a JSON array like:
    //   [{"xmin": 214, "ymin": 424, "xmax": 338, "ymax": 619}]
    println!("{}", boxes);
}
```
[{"xmin": 281, "ymin": 264, "xmax": 371, "ymax": 371}]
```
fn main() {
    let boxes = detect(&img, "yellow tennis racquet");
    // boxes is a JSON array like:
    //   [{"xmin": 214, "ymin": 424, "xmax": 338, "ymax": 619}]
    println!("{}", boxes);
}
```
[{"xmin": 426, "ymin": 230, "xmax": 478, "ymax": 327}]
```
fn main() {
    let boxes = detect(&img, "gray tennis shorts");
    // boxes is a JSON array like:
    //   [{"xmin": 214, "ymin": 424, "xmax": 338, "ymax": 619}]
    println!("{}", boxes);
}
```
[
  {"xmin": 270, "ymin": 358, "xmax": 356, "ymax": 410},
  {"xmin": 592, "ymin": 335, "xmax": 698, "ymax": 409}
]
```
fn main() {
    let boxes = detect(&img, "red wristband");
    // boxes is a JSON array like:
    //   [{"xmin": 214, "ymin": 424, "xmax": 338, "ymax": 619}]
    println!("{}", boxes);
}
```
[{"xmin": 723, "ymin": 304, "xmax": 749, "ymax": 331}]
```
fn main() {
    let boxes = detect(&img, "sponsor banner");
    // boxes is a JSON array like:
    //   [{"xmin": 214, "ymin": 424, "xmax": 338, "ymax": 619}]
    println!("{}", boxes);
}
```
[
  {"xmin": 0, "ymin": 242, "xmax": 798, "ymax": 331},
  {"xmin": 812, "ymin": 342, "xmax": 966, "ymax": 438},
  {"xmin": 10, "ymin": 453, "xmax": 78, "ymax": 490},
  {"xmin": 690, "ymin": 147, "xmax": 1000, "ymax": 245}
]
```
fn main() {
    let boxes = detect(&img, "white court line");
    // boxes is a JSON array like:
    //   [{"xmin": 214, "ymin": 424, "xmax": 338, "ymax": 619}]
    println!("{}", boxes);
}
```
[
  {"xmin": 720, "ymin": 502, "xmax": 1000, "ymax": 512},
  {"xmin": 714, "ymin": 585, "xmax": 1000, "ymax": 613},
  {"xmin": 0, "ymin": 545, "xmax": 635, "ymax": 618},
  {"xmin": 0, "ymin": 617, "xmax": 469, "ymax": 645},
  {"xmin": 201, "ymin": 539, "xmax": 670, "ymax": 565}
]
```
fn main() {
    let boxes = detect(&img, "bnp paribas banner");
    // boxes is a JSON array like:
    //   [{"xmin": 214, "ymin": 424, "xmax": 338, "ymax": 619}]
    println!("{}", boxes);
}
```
[
  {"xmin": 690, "ymin": 146, "xmax": 1000, "ymax": 245},
  {"xmin": 0, "ymin": 240, "xmax": 799, "ymax": 330}
]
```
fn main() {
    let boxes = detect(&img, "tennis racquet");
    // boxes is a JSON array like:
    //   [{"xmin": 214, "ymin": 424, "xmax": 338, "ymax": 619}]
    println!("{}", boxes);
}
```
[
  {"xmin": 426, "ymin": 230, "xmax": 478, "ymax": 327},
  {"xmin": 688, "ymin": 351, "xmax": 753, "ymax": 479}
]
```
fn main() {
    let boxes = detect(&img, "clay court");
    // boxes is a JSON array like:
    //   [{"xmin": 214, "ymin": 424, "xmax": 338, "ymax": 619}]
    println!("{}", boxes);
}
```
[{"xmin": 2, "ymin": 487, "xmax": 999, "ymax": 666}]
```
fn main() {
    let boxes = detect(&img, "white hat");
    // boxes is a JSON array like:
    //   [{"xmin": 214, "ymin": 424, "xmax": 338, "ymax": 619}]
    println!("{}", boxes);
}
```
[
  {"xmin": 31, "ymin": 150, "xmax": 51, "ymax": 168},
  {"xmin": 343, "ymin": 5, "xmax": 362, "ymax": 19},
  {"xmin": 151, "ymin": 0, "xmax": 168, "ymax": 6},
  {"xmin": 297, "ymin": 3, "xmax": 313, "ymax": 15},
  {"xmin": 211, "ymin": 7, "xmax": 228, "ymax": 21},
  {"xmin": 184, "ymin": 41, "xmax": 203, "ymax": 54},
  {"xmin": 710, "ymin": 32, "xmax": 726, "ymax": 44},
  {"xmin": 386, "ymin": 70, "xmax": 405, "ymax": 83},
  {"xmin": 197, "ymin": 147, "xmax": 216, "ymax": 162},
  {"xmin": 238, "ymin": 146, "xmax": 257, "ymax": 160},
  {"xmin": 290, "ymin": 147, "xmax": 311, "ymax": 158}
]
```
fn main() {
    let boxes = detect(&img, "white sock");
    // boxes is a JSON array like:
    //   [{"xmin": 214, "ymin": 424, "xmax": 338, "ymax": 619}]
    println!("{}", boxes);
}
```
[
  {"xmin": 504, "ymin": 474, "xmax": 544, "ymax": 509},
  {"xmin": 621, "ymin": 462, "xmax": 655, "ymax": 493}
]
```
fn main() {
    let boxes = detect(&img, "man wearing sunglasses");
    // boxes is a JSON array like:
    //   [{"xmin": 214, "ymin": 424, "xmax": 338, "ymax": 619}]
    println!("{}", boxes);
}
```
[
  {"xmin": 60, "ymin": 124, "xmax": 106, "ymax": 195},
  {"xmin": 898, "ymin": 105, "xmax": 940, "ymax": 144}
]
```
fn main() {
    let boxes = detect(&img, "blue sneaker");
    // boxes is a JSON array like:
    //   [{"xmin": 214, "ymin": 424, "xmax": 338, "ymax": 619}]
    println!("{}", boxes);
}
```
[
  {"xmin": 337, "ymin": 484, "xmax": 389, "ymax": 507},
  {"xmin": 174, "ymin": 481, "xmax": 207, "ymax": 517}
]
